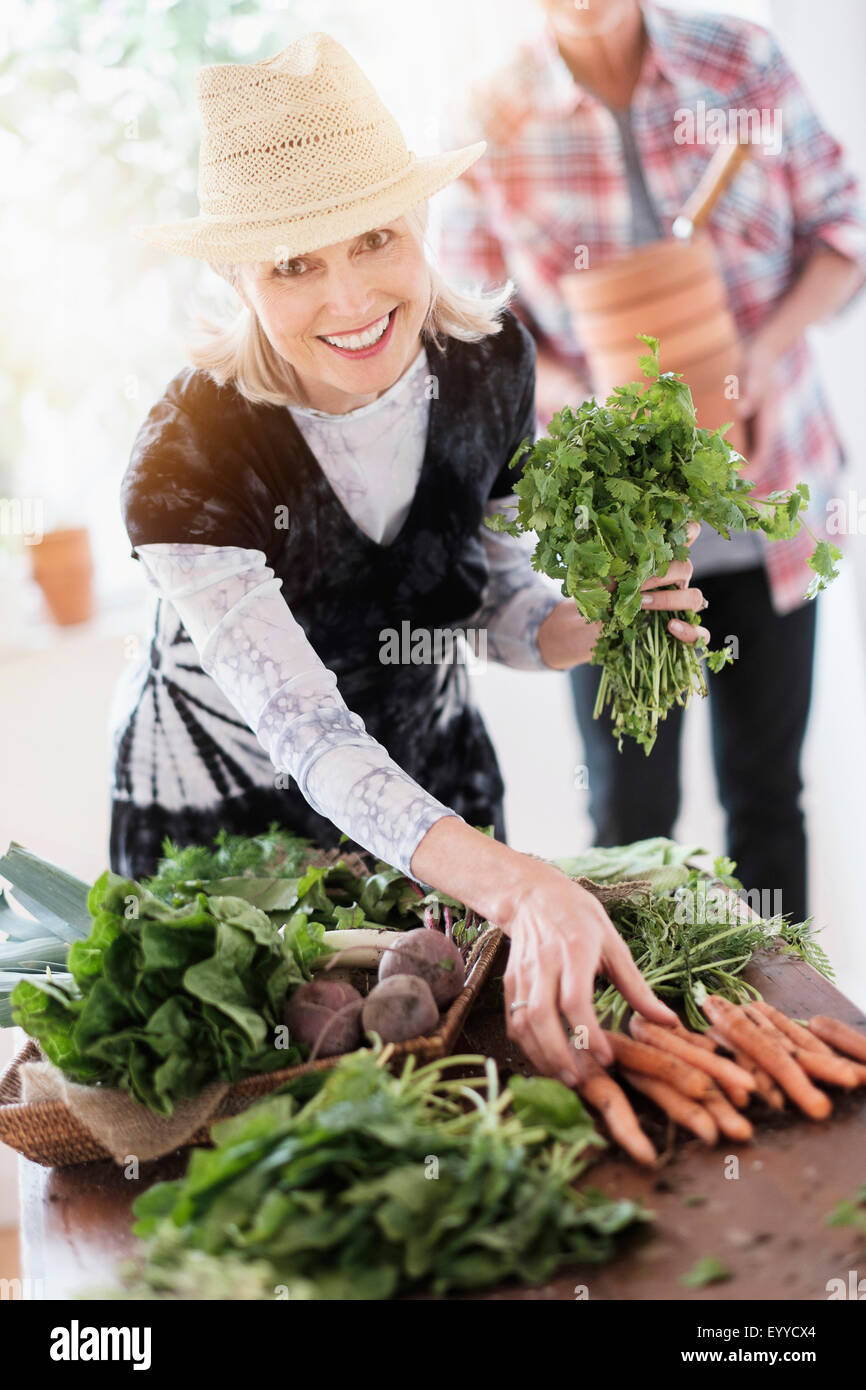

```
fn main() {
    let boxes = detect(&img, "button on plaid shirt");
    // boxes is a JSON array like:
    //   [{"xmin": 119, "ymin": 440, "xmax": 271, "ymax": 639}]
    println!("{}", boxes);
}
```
[{"xmin": 438, "ymin": 2, "xmax": 866, "ymax": 615}]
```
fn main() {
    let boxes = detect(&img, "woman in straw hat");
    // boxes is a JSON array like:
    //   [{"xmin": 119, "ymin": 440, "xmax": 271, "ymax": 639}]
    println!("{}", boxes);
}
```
[{"xmin": 112, "ymin": 32, "xmax": 709, "ymax": 1081}]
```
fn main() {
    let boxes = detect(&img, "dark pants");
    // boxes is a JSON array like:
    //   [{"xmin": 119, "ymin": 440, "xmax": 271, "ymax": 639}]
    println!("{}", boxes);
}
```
[{"xmin": 568, "ymin": 566, "xmax": 818, "ymax": 923}]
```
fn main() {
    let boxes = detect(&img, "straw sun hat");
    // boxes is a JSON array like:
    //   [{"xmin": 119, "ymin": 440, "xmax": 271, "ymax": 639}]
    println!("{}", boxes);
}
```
[{"xmin": 131, "ymin": 31, "xmax": 486, "ymax": 265}]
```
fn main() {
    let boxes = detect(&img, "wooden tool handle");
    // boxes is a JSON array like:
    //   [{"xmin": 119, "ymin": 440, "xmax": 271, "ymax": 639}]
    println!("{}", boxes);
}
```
[{"xmin": 678, "ymin": 140, "xmax": 751, "ymax": 230}]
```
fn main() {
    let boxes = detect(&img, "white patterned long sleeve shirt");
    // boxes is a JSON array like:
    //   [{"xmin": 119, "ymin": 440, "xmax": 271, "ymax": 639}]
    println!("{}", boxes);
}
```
[{"xmin": 134, "ymin": 347, "xmax": 560, "ymax": 876}]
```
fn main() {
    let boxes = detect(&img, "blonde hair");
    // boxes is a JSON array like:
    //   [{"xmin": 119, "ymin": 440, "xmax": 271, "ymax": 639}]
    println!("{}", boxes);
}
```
[{"xmin": 187, "ymin": 205, "xmax": 513, "ymax": 408}]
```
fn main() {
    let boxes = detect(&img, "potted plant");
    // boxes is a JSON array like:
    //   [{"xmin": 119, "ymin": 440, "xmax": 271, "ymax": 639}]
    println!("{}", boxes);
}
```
[{"xmin": 28, "ymin": 519, "xmax": 95, "ymax": 627}]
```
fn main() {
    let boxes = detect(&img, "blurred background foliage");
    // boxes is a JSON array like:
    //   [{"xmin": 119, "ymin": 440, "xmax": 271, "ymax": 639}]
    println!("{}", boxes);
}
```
[{"xmin": 0, "ymin": 0, "xmax": 381, "ymax": 574}]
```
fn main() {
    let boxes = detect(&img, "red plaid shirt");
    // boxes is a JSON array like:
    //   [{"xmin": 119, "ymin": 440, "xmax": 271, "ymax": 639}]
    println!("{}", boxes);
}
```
[{"xmin": 438, "ymin": 2, "xmax": 866, "ymax": 615}]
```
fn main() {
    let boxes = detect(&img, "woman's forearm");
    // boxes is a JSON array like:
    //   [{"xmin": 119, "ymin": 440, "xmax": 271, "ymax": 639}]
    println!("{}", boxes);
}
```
[
  {"xmin": 754, "ymin": 244, "xmax": 864, "ymax": 360},
  {"xmin": 134, "ymin": 542, "xmax": 463, "ymax": 878},
  {"xmin": 409, "ymin": 813, "xmax": 553, "ymax": 928},
  {"xmin": 474, "ymin": 499, "xmax": 563, "ymax": 670}
]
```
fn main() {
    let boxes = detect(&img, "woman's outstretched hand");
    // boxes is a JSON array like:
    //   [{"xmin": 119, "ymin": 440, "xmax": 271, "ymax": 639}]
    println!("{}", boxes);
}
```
[
  {"xmin": 409, "ymin": 804, "xmax": 679, "ymax": 1085},
  {"xmin": 500, "ymin": 858, "xmax": 679, "ymax": 1081}
]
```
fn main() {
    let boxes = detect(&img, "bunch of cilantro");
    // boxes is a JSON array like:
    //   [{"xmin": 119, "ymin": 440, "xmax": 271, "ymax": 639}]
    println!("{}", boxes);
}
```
[{"xmin": 487, "ymin": 335, "xmax": 840, "ymax": 753}]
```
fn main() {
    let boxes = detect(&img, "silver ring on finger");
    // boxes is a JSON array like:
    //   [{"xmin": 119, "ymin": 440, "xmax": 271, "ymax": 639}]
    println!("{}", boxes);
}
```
[{"xmin": 509, "ymin": 1000, "xmax": 530, "ymax": 1014}]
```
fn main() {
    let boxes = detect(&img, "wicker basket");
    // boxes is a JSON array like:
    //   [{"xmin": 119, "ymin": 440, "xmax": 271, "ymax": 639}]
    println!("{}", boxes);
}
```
[{"xmin": 0, "ymin": 925, "xmax": 503, "ymax": 1168}]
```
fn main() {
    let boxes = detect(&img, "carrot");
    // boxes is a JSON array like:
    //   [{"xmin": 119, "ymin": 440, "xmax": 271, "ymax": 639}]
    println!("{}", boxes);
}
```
[
  {"xmin": 750, "ymin": 1000, "xmax": 834, "ymax": 1055},
  {"xmin": 629, "ymin": 1016, "xmax": 756, "ymax": 1103},
  {"xmin": 735, "ymin": 1049, "xmax": 786, "ymax": 1110},
  {"xmin": 702, "ymin": 996, "xmax": 832, "ymax": 1121},
  {"xmin": 745, "ymin": 1006, "xmax": 795, "ymax": 1039},
  {"xmin": 715, "ymin": 1080, "xmax": 750, "ymax": 1110},
  {"xmin": 744, "ymin": 1003, "xmax": 793, "ymax": 1045},
  {"xmin": 794, "ymin": 1049, "xmax": 860, "ymax": 1089},
  {"xmin": 701, "ymin": 1084, "xmax": 754, "ymax": 1142},
  {"xmin": 574, "ymin": 1054, "xmax": 658, "ymax": 1167},
  {"xmin": 747, "ymin": 1009, "xmax": 850, "ymax": 1084},
  {"xmin": 603, "ymin": 1030, "xmax": 712, "ymax": 1099},
  {"xmin": 809, "ymin": 1015, "xmax": 866, "ymax": 1064},
  {"xmin": 819, "ymin": 1053, "xmax": 866, "ymax": 1085},
  {"xmin": 670, "ymin": 1020, "xmax": 717, "ymax": 1052},
  {"xmin": 744, "ymin": 1005, "xmax": 860, "ymax": 1089},
  {"xmin": 621, "ymin": 1069, "xmax": 718, "ymax": 1145},
  {"xmin": 705, "ymin": 1026, "xmax": 784, "ymax": 1108}
]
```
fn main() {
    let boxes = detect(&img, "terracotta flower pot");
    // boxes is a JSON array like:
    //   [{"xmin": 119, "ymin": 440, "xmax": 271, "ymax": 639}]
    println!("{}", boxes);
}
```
[
  {"xmin": 567, "ymin": 274, "xmax": 727, "ymax": 352},
  {"xmin": 679, "ymin": 345, "xmax": 748, "ymax": 453},
  {"xmin": 559, "ymin": 230, "xmax": 748, "ymax": 456},
  {"xmin": 29, "ymin": 527, "xmax": 95, "ymax": 626},
  {"xmin": 559, "ymin": 233, "xmax": 715, "ymax": 314},
  {"xmin": 591, "ymin": 309, "xmax": 738, "ymax": 390}
]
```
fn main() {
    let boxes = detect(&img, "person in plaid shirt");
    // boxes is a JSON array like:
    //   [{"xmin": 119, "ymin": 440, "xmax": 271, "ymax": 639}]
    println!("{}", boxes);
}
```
[{"xmin": 439, "ymin": 0, "xmax": 866, "ymax": 923}]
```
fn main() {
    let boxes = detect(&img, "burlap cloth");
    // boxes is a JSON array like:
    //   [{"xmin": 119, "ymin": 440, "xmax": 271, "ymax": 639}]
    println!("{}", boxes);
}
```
[
  {"xmin": 573, "ymin": 876, "xmax": 653, "ymax": 905},
  {"xmin": 19, "ymin": 1059, "xmax": 229, "ymax": 1164}
]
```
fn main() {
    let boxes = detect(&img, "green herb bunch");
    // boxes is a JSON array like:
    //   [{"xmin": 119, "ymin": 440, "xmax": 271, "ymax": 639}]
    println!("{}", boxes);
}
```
[
  {"xmin": 487, "ymin": 335, "xmax": 841, "ymax": 753},
  {"xmin": 591, "ymin": 857, "xmax": 833, "ymax": 1031},
  {"xmin": 142, "ymin": 825, "xmax": 489, "ymax": 947},
  {"xmin": 11, "ymin": 871, "xmax": 328, "ymax": 1114},
  {"xmin": 121, "ymin": 1049, "xmax": 649, "ymax": 1299},
  {"xmin": 0, "ymin": 832, "xmax": 495, "ymax": 1108},
  {"xmin": 140, "ymin": 823, "xmax": 315, "ymax": 898}
]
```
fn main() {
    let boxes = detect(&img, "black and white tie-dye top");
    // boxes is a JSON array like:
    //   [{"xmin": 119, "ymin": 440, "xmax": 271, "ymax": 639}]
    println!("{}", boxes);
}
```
[{"xmin": 118, "ymin": 309, "xmax": 559, "ymax": 876}]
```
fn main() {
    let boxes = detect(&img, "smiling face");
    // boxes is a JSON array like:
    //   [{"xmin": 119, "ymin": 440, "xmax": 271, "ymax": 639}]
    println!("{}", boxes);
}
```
[{"xmin": 235, "ymin": 219, "xmax": 431, "ymax": 414}]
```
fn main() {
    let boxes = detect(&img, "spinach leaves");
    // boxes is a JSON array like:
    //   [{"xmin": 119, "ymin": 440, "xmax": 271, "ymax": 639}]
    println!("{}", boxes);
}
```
[
  {"xmin": 123, "ymin": 1050, "xmax": 649, "ymax": 1299},
  {"xmin": 11, "ymin": 871, "xmax": 324, "ymax": 1113}
]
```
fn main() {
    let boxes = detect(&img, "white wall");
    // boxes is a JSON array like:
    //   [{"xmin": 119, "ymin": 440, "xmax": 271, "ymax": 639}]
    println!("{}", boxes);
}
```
[{"xmin": 768, "ymin": 0, "xmax": 866, "ymax": 649}]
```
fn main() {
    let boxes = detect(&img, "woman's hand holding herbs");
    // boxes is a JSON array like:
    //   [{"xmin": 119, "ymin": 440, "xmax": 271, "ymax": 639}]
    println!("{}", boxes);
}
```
[
  {"xmin": 491, "ymin": 334, "xmax": 839, "ymax": 753},
  {"xmin": 538, "ymin": 519, "xmax": 710, "ymax": 670}
]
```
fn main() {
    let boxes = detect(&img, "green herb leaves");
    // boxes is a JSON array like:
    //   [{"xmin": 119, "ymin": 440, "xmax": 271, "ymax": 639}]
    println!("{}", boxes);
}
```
[
  {"xmin": 3, "ymin": 834, "xmax": 495, "ymax": 1112},
  {"xmin": 805, "ymin": 538, "xmax": 843, "ymax": 600},
  {"xmin": 589, "ymin": 856, "xmax": 832, "ymax": 1031},
  {"xmin": 679, "ymin": 1255, "xmax": 732, "ymax": 1288},
  {"xmin": 488, "ymin": 335, "xmax": 840, "ymax": 753}
]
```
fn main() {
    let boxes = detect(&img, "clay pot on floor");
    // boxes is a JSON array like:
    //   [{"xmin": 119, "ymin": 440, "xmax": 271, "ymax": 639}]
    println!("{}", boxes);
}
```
[{"xmin": 29, "ymin": 527, "xmax": 95, "ymax": 626}]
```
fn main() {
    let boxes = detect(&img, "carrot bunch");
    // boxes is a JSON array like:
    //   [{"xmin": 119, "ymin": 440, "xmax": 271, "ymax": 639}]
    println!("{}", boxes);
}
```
[{"xmin": 570, "ymin": 998, "xmax": 866, "ymax": 1167}]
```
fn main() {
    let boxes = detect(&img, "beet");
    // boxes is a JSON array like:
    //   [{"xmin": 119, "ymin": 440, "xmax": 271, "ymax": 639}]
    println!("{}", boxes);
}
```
[
  {"xmin": 284, "ymin": 979, "xmax": 363, "ymax": 1057},
  {"xmin": 362, "ymin": 975, "xmax": 439, "ymax": 1043},
  {"xmin": 378, "ymin": 927, "xmax": 465, "ymax": 1006}
]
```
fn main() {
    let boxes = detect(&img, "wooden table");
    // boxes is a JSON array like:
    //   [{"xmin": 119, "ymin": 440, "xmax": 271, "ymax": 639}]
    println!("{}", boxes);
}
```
[{"xmin": 19, "ymin": 944, "xmax": 866, "ymax": 1301}]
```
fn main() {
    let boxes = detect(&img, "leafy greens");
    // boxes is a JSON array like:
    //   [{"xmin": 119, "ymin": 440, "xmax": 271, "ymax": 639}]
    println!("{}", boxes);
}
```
[
  {"xmin": 10, "ymin": 871, "xmax": 327, "ymax": 1113},
  {"xmin": 118, "ymin": 1048, "xmax": 650, "ymax": 1299}
]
